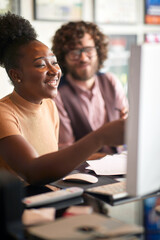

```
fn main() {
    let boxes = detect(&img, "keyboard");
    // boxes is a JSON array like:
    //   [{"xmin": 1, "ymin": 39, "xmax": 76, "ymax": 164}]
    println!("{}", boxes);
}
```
[{"xmin": 86, "ymin": 181, "xmax": 128, "ymax": 200}]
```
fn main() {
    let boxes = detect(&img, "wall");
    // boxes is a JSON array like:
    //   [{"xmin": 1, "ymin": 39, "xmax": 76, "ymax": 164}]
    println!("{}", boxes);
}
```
[
  {"xmin": 23, "ymin": 0, "xmax": 93, "ymax": 46},
  {"xmin": 0, "ymin": 0, "xmax": 93, "ymax": 98}
]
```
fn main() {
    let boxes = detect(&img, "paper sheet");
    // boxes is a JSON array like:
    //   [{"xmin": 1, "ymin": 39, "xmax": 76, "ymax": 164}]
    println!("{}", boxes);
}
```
[{"xmin": 86, "ymin": 151, "xmax": 127, "ymax": 175}]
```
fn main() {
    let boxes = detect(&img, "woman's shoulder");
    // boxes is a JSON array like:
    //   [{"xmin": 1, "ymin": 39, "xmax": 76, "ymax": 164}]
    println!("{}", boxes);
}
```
[
  {"xmin": 0, "ymin": 94, "xmax": 17, "ymax": 126},
  {"xmin": 0, "ymin": 93, "xmax": 13, "ymax": 110},
  {"xmin": 0, "ymin": 92, "xmax": 12, "ymax": 101}
]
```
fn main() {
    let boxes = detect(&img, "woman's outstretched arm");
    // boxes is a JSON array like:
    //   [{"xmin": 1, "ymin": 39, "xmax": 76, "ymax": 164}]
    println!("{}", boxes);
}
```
[{"xmin": 0, "ymin": 119, "xmax": 125, "ymax": 185}]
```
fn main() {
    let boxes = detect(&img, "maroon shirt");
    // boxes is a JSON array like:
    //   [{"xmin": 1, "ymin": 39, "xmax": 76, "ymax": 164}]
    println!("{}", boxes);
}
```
[{"xmin": 54, "ymin": 72, "xmax": 128, "ymax": 153}]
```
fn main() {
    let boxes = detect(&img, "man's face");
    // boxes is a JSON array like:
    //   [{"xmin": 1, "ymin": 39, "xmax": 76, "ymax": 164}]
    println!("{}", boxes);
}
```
[{"xmin": 65, "ymin": 33, "xmax": 99, "ymax": 81}]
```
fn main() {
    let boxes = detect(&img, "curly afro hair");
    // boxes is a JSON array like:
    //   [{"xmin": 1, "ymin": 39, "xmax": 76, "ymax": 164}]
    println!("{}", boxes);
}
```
[
  {"xmin": 51, "ymin": 21, "xmax": 109, "ymax": 74},
  {"xmin": 0, "ymin": 12, "xmax": 37, "ymax": 73}
]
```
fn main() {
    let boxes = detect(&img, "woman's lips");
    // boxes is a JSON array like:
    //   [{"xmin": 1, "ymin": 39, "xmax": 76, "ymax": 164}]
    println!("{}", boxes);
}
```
[{"xmin": 46, "ymin": 78, "xmax": 59, "ymax": 88}]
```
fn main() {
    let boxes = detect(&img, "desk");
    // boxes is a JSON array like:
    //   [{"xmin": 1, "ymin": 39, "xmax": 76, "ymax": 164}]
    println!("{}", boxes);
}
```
[
  {"xmin": 22, "ymin": 155, "xmax": 160, "ymax": 240},
  {"xmin": 24, "ymin": 183, "xmax": 160, "ymax": 240},
  {"xmin": 1, "ymin": 170, "xmax": 159, "ymax": 239},
  {"xmin": 24, "ymin": 193, "xmax": 142, "ymax": 240}
]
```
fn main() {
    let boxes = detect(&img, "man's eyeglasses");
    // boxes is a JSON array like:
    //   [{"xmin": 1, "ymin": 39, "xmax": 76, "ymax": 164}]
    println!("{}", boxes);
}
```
[{"xmin": 66, "ymin": 46, "xmax": 98, "ymax": 61}]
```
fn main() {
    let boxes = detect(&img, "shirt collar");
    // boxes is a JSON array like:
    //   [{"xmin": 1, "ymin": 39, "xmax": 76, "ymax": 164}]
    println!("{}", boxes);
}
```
[
  {"xmin": 10, "ymin": 90, "xmax": 43, "ymax": 112},
  {"xmin": 66, "ymin": 75, "xmax": 99, "ymax": 98}
]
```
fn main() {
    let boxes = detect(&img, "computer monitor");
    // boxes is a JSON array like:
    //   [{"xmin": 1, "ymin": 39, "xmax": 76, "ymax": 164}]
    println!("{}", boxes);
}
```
[{"xmin": 126, "ymin": 43, "xmax": 160, "ymax": 197}]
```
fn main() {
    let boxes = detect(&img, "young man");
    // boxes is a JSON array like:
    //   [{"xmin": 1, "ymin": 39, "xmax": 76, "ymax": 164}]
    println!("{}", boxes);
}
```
[{"xmin": 52, "ymin": 21, "xmax": 128, "ymax": 154}]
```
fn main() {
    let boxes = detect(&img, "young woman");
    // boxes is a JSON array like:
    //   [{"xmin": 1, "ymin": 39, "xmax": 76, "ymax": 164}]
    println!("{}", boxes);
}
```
[{"xmin": 0, "ymin": 12, "xmax": 125, "ymax": 185}]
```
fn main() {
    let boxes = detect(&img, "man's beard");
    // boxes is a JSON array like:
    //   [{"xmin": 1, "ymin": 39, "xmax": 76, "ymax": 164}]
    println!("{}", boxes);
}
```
[{"xmin": 66, "ymin": 61, "xmax": 99, "ymax": 81}]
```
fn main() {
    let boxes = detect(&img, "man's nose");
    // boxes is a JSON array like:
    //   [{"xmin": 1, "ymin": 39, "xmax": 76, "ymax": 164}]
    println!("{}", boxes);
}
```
[{"xmin": 79, "ymin": 51, "xmax": 89, "ymax": 61}]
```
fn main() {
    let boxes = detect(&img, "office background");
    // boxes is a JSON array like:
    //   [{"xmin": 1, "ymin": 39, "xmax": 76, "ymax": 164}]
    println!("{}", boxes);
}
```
[
  {"xmin": 0, "ymin": 0, "xmax": 160, "ymax": 99},
  {"xmin": 0, "ymin": 1, "xmax": 160, "ymax": 238}
]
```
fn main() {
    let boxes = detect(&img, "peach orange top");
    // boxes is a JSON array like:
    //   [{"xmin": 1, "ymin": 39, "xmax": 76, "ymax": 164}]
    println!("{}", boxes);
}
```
[{"xmin": 0, "ymin": 90, "xmax": 59, "ymax": 172}]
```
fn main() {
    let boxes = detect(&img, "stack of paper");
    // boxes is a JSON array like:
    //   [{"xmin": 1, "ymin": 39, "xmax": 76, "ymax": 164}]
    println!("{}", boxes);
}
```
[{"xmin": 86, "ymin": 151, "xmax": 127, "ymax": 175}]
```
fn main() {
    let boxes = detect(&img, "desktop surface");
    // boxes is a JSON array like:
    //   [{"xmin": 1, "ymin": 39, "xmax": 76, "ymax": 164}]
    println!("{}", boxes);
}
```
[
  {"xmin": 23, "ymin": 176, "xmax": 160, "ymax": 240},
  {"xmin": 23, "ymin": 158, "xmax": 160, "ymax": 240},
  {"xmin": 24, "ymin": 188, "xmax": 160, "ymax": 240}
]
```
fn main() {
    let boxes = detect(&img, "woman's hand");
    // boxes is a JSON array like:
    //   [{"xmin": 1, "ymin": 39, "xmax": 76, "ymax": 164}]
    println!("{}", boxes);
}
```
[{"xmin": 97, "ymin": 119, "xmax": 126, "ymax": 147}]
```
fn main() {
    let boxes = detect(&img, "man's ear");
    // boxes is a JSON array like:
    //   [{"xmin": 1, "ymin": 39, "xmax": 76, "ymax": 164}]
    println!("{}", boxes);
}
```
[{"xmin": 9, "ymin": 69, "xmax": 22, "ymax": 84}]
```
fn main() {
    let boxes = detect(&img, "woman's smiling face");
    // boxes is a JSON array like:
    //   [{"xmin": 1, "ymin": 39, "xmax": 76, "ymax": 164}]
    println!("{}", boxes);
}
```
[{"xmin": 14, "ymin": 40, "xmax": 61, "ymax": 104}]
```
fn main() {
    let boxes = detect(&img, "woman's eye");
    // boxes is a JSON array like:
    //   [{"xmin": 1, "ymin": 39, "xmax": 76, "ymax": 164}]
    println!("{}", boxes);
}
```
[
  {"xmin": 36, "ymin": 63, "xmax": 45, "ymax": 68},
  {"xmin": 52, "ymin": 61, "xmax": 58, "ymax": 65}
]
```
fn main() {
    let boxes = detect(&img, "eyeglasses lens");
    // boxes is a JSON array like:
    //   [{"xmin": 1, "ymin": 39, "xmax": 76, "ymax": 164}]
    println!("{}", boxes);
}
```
[{"xmin": 67, "ymin": 47, "xmax": 97, "ymax": 60}]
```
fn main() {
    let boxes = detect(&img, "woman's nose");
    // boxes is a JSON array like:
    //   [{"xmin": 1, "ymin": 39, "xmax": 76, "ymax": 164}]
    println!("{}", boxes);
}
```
[{"xmin": 48, "ymin": 65, "xmax": 59, "ymax": 75}]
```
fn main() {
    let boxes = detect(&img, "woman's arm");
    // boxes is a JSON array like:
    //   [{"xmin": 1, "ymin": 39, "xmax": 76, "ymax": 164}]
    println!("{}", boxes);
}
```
[{"xmin": 0, "ymin": 119, "xmax": 125, "ymax": 185}]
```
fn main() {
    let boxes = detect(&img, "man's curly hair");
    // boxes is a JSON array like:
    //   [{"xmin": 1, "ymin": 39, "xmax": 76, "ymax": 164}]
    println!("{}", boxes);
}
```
[
  {"xmin": 52, "ymin": 21, "xmax": 109, "ymax": 74},
  {"xmin": 0, "ymin": 12, "xmax": 37, "ymax": 75}
]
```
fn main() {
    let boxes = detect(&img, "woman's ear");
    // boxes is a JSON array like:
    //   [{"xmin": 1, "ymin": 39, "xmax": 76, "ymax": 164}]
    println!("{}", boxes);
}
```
[{"xmin": 9, "ymin": 69, "xmax": 22, "ymax": 84}]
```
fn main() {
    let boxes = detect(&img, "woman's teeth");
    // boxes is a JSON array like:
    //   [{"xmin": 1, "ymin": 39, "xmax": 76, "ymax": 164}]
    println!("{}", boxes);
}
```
[{"xmin": 47, "ymin": 79, "xmax": 58, "ymax": 87}]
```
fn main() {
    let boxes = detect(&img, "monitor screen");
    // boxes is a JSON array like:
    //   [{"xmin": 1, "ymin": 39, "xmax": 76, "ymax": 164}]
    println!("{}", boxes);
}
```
[{"xmin": 126, "ymin": 43, "xmax": 160, "ymax": 196}]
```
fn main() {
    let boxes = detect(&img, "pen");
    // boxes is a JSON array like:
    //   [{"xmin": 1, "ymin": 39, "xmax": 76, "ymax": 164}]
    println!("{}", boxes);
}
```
[
  {"xmin": 115, "ymin": 107, "xmax": 121, "ymax": 112},
  {"xmin": 115, "ymin": 108, "xmax": 128, "ymax": 115}
]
